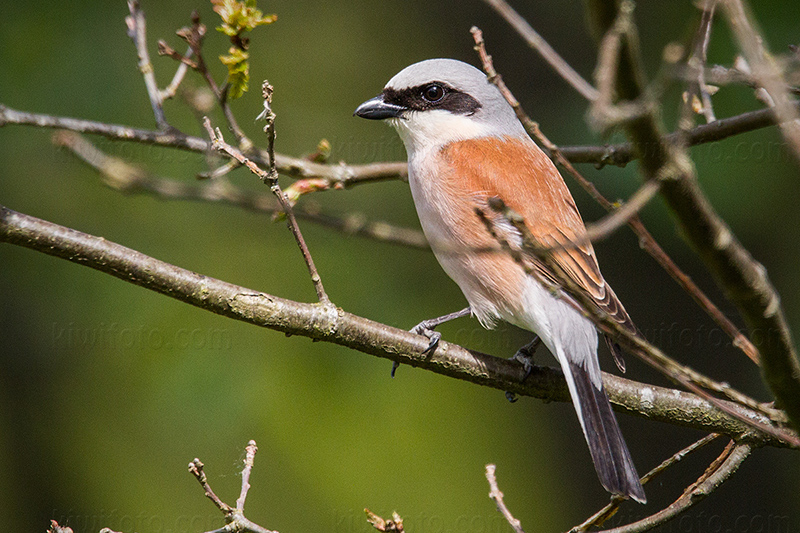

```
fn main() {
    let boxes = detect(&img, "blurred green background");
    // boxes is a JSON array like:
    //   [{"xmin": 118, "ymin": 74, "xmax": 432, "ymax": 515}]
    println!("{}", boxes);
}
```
[{"xmin": 1, "ymin": 1, "xmax": 799, "ymax": 532}]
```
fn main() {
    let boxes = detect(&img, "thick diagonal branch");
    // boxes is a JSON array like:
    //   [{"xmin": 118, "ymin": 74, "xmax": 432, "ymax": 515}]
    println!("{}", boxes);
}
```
[
  {"xmin": 1, "ymin": 204, "xmax": 795, "ymax": 447},
  {"xmin": 587, "ymin": 0, "xmax": 800, "ymax": 432}
]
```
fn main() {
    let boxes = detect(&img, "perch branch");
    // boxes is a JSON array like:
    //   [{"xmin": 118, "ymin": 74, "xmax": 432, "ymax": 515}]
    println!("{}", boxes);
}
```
[
  {"xmin": 1, "ymin": 204, "xmax": 795, "ymax": 447},
  {"xmin": 478, "ymin": 201, "xmax": 795, "ymax": 446}
]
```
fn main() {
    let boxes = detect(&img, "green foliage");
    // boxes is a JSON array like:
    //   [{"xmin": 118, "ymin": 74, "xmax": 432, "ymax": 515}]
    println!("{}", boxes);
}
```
[
  {"xmin": 219, "ymin": 46, "xmax": 250, "ymax": 99},
  {"xmin": 212, "ymin": 0, "xmax": 276, "ymax": 99},
  {"xmin": 212, "ymin": 0, "xmax": 277, "ymax": 36}
]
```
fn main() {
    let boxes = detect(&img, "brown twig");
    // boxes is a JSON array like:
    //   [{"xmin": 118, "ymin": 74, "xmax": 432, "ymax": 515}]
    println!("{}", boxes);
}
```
[
  {"xmin": 599, "ymin": 441, "xmax": 753, "ymax": 533},
  {"xmin": 3, "ymin": 204, "xmax": 795, "ymax": 445},
  {"xmin": 159, "ymin": 45, "xmax": 193, "ymax": 100},
  {"xmin": 683, "ymin": 1, "xmax": 718, "ymax": 124},
  {"xmin": 480, "ymin": 0, "xmax": 599, "ymax": 101},
  {"xmin": 203, "ymin": 112, "xmax": 331, "ymax": 304},
  {"xmin": 52, "ymin": 130, "xmax": 428, "ymax": 249},
  {"xmin": 365, "ymin": 510, "xmax": 404, "ymax": 533},
  {"xmin": 189, "ymin": 442, "xmax": 279, "ymax": 533},
  {"xmin": 721, "ymin": 0, "xmax": 800, "ymax": 162},
  {"xmin": 470, "ymin": 26, "xmax": 761, "ymax": 366},
  {"xmin": 189, "ymin": 458, "xmax": 231, "ymax": 513},
  {"xmin": 485, "ymin": 464, "xmax": 525, "ymax": 533},
  {"xmin": 570, "ymin": 434, "xmax": 721, "ymax": 532},
  {"xmin": 125, "ymin": 0, "xmax": 170, "ymax": 131},
  {"xmin": 236, "ymin": 440, "xmax": 258, "ymax": 511}
]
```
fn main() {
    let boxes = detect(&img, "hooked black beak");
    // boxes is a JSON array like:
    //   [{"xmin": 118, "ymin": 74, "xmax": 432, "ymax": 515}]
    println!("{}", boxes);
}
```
[{"xmin": 354, "ymin": 94, "xmax": 406, "ymax": 120}]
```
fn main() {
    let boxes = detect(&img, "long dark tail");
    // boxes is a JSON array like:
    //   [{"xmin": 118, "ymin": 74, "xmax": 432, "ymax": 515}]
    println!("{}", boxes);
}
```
[{"xmin": 567, "ymin": 361, "xmax": 646, "ymax": 503}]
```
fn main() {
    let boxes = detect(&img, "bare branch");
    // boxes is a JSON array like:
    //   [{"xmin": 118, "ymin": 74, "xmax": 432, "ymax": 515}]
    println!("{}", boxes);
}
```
[
  {"xmin": 2, "ymin": 204, "xmax": 794, "ymax": 445},
  {"xmin": 0, "ymin": 105, "xmax": 407, "ymax": 184},
  {"xmin": 190, "ymin": 442, "xmax": 279, "ymax": 533},
  {"xmin": 236, "ymin": 440, "xmax": 258, "ymax": 511},
  {"xmin": 203, "ymin": 114, "xmax": 331, "ymax": 303},
  {"xmin": 479, "ymin": 200, "xmax": 796, "ymax": 446},
  {"xmin": 485, "ymin": 464, "xmax": 525, "ymax": 533},
  {"xmin": 126, "ymin": 0, "xmax": 170, "ymax": 131},
  {"xmin": 189, "ymin": 458, "xmax": 232, "ymax": 514},
  {"xmin": 481, "ymin": 0, "xmax": 599, "ymax": 101},
  {"xmin": 588, "ymin": 0, "xmax": 800, "ymax": 433},
  {"xmin": 599, "ymin": 441, "xmax": 753, "ymax": 533},
  {"xmin": 51, "ymin": 130, "xmax": 428, "ymax": 249},
  {"xmin": 682, "ymin": 1, "xmax": 718, "ymax": 124},
  {"xmin": 571, "ymin": 434, "xmax": 721, "ymax": 532},
  {"xmin": 159, "ymin": 45, "xmax": 193, "ymax": 100}
]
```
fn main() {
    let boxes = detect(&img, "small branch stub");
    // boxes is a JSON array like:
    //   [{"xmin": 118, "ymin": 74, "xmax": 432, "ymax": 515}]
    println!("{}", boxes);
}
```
[{"xmin": 365, "ymin": 509, "xmax": 405, "ymax": 533}]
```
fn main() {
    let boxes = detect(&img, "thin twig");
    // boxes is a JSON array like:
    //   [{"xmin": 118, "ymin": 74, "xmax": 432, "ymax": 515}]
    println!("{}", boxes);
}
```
[
  {"xmin": 189, "ymin": 458, "xmax": 232, "ymax": 513},
  {"xmin": 203, "ymin": 114, "xmax": 331, "ymax": 303},
  {"xmin": 3, "ymin": 204, "xmax": 795, "ymax": 445},
  {"xmin": 125, "ymin": 0, "xmax": 170, "ymax": 131},
  {"xmin": 684, "ymin": 1, "xmax": 718, "ymax": 124},
  {"xmin": 52, "ymin": 130, "xmax": 428, "ymax": 249},
  {"xmin": 571, "ymin": 434, "xmax": 721, "ymax": 532},
  {"xmin": 160, "ymin": 45, "xmax": 193, "ymax": 100},
  {"xmin": 3, "ymin": 102, "xmax": 793, "ymax": 176},
  {"xmin": 721, "ymin": 0, "xmax": 800, "ymax": 162},
  {"xmin": 236, "ymin": 440, "xmax": 258, "ymax": 511},
  {"xmin": 599, "ymin": 441, "xmax": 753, "ymax": 533},
  {"xmin": 190, "ymin": 443, "xmax": 279, "ymax": 533},
  {"xmin": 584, "ymin": 178, "xmax": 661, "ymax": 244},
  {"xmin": 485, "ymin": 464, "xmax": 525, "ymax": 533},
  {"xmin": 480, "ymin": 0, "xmax": 599, "ymax": 101},
  {"xmin": 470, "ymin": 27, "xmax": 761, "ymax": 366},
  {"xmin": 260, "ymin": 80, "xmax": 329, "ymax": 303}
]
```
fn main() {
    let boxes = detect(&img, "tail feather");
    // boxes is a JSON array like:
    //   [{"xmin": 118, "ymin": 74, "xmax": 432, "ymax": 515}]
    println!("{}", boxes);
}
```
[{"xmin": 566, "ymin": 360, "xmax": 646, "ymax": 503}]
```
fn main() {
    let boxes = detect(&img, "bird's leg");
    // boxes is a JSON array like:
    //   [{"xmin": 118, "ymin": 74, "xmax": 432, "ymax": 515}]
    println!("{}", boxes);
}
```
[
  {"xmin": 511, "ymin": 335, "xmax": 542, "ymax": 381},
  {"xmin": 505, "ymin": 335, "xmax": 542, "ymax": 403},
  {"xmin": 394, "ymin": 307, "xmax": 472, "ymax": 377}
]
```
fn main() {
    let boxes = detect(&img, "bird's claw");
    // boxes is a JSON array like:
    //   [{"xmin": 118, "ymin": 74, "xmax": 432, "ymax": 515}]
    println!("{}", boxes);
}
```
[
  {"xmin": 412, "ymin": 325, "xmax": 441, "ymax": 355},
  {"xmin": 504, "ymin": 336, "xmax": 542, "ymax": 399}
]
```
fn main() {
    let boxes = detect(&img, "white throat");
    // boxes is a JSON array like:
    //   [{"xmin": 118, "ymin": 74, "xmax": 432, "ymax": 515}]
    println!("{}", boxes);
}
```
[{"xmin": 388, "ymin": 110, "xmax": 510, "ymax": 157}]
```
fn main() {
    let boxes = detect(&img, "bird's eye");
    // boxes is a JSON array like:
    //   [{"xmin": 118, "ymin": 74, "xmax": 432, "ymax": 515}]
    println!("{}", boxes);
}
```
[{"xmin": 422, "ymin": 83, "xmax": 445, "ymax": 103}]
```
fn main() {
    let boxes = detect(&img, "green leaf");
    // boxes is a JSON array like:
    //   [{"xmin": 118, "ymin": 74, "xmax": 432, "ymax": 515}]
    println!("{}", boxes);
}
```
[
  {"xmin": 219, "ymin": 47, "xmax": 250, "ymax": 99},
  {"xmin": 212, "ymin": 0, "xmax": 276, "ymax": 37}
]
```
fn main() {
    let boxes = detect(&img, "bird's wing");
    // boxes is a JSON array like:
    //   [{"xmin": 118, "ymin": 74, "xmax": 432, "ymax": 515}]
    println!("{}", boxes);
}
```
[{"xmin": 440, "ymin": 136, "xmax": 636, "ymax": 335}]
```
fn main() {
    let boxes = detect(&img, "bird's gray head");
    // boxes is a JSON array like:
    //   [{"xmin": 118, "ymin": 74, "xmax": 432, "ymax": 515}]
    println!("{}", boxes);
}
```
[{"xmin": 354, "ymin": 59, "xmax": 527, "ymax": 153}]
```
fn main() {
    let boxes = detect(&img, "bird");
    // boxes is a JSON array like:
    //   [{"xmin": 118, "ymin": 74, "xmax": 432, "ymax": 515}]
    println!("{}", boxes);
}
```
[{"xmin": 354, "ymin": 58, "xmax": 646, "ymax": 503}]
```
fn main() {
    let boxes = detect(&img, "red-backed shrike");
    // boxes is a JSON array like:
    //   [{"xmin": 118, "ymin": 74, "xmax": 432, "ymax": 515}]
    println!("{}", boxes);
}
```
[{"xmin": 355, "ymin": 58, "xmax": 645, "ymax": 503}]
